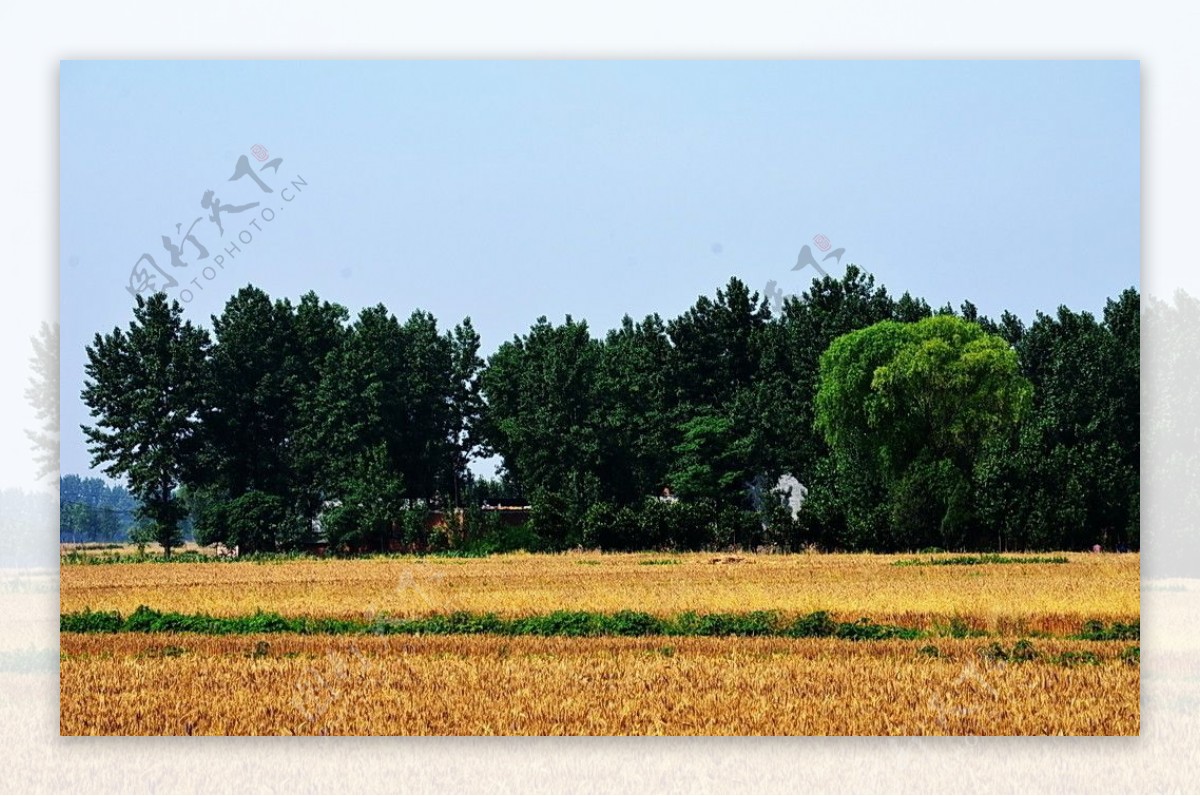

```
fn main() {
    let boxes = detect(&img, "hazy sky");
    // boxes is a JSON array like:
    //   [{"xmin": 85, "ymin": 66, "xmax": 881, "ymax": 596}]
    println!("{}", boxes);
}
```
[{"xmin": 60, "ymin": 60, "xmax": 1139, "ymax": 483}]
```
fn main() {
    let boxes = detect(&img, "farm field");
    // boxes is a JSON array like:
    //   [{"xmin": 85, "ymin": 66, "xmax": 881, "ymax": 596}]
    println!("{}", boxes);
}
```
[
  {"xmin": 60, "ymin": 634, "xmax": 1139, "ymax": 736},
  {"xmin": 59, "ymin": 551, "xmax": 1140, "ymax": 735},
  {"xmin": 60, "ymin": 551, "xmax": 1138, "ymax": 634}
]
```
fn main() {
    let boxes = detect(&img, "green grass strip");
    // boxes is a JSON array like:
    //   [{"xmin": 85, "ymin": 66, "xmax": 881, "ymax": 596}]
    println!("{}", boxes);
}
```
[
  {"xmin": 56, "ymin": 607, "xmax": 1137, "ymax": 643},
  {"xmin": 61, "ymin": 607, "xmax": 1137, "ymax": 642},
  {"xmin": 62, "ymin": 607, "xmax": 924, "ymax": 640}
]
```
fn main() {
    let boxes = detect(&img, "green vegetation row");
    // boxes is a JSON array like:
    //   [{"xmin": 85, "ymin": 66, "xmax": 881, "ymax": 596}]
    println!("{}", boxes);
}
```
[
  {"xmin": 1076, "ymin": 619, "xmax": 1142, "ymax": 641},
  {"xmin": 892, "ymin": 554, "xmax": 1071, "ymax": 567},
  {"xmin": 60, "ymin": 606, "xmax": 1138, "ymax": 642},
  {"xmin": 918, "ymin": 640, "xmax": 1140, "ymax": 667}
]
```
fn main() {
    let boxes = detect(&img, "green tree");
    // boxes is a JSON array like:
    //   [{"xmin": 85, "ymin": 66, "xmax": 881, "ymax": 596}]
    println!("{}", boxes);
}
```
[
  {"xmin": 322, "ymin": 445, "xmax": 408, "ymax": 553},
  {"xmin": 753, "ymin": 266, "xmax": 895, "ymax": 493},
  {"xmin": 394, "ymin": 310, "xmax": 457, "ymax": 504},
  {"xmin": 288, "ymin": 291, "xmax": 351, "ymax": 537},
  {"xmin": 199, "ymin": 288, "xmax": 296, "ymax": 534},
  {"xmin": 667, "ymin": 413, "xmax": 753, "ymax": 506},
  {"xmin": 661, "ymin": 278, "xmax": 773, "ymax": 527},
  {"xmin": 317, "ymin": 305, "xmax": 464, "ymax": 510},
  {"xmin": 128, "ymin": 522, "xmax": 156, "ymax": 557},
  {"xmin": 184, "ymin": 484, "xmax": 227, "ymax": 547},
  {"xmin": 194, "ymin": 286, "xmax": 351, "ymax": 552},
  {"xmin": 480, "ymin": 315, "xmax": 603, "ymax": 544},
  {"xmin": 815, "ymin": 315, "xmax": 1032, "ymax": 550},
  {"xmin": 667, "ymin": 277, "xmax": 770, "ymax": 411},
  {"xmin": 212, "ymin": 491, "xmax": 291, "ymax": 553},
  {"xmin": 314, "ymin": 305, "xmax": 411, "ymax": 512},
  {"xmin": 977, "ymin": 294, "xmax": 1139, "ymax": 551},
  {"xmin": 81, "ymin": 293, "xmax": 210, "ymax": 557},
  {"xmin": 447, "ymin": 318, "xmax": 485, "ymax": 507},
  {"xmin": 592, "ymin": 314, "xmax": 676, "ymax": 504}
]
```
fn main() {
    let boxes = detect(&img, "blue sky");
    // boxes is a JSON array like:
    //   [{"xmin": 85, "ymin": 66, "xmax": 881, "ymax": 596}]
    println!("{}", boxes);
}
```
[{"xmin": 60, "ymin": 60, "xmax": 1139, "ymax": 482}]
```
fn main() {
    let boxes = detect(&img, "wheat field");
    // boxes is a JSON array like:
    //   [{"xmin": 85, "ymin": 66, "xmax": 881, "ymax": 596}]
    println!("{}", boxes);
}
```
[
  {"xmin": 59, "ymin": 552, "xmax": 1139, "ymax": 735},
  {"xmin": 60, "ymin": 552, "xmax": 1138, "ymax": 635},
  {"xmin": 59, "ymin": 633, "xmax": 1139, "ymax": 736}
]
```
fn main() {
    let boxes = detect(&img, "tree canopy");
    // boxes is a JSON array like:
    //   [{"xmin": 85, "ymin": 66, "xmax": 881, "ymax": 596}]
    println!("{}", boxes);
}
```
[
  {"xmin": 77, "ymin": 274, "xmax": 1139, "ymax": 555},
  {"xmin": 81, "ymin": 293, "xmax": 211, "ymax": 556},
  {"xmin": 815, "ymin": 316, "xmax": 1032, "ymax": 550}
]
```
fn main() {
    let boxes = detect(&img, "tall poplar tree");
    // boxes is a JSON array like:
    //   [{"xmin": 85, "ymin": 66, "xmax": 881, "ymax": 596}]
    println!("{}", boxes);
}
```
[{"xmin": 81, "ymin": 293, "xmax": 209, "ymax": 556}]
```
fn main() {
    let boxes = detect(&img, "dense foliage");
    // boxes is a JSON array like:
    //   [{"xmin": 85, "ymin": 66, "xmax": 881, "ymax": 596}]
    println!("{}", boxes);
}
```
[{"xmin": 79, "ymin": 270, "xmax": 1139, "ymax": 553}]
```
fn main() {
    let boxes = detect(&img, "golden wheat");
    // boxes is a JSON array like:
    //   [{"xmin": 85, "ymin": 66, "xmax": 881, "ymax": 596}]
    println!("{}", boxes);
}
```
[
  {"xmin": 59, "ymin": 633, "xmax": 1139, "ymax": 736},
  {"xmin": 59, "ymin": 552, "xmax": 1138, "ymax": 735},
  {"xmin": 60, "ymin": 552, "xmax": 1139, "ymax": 634}
]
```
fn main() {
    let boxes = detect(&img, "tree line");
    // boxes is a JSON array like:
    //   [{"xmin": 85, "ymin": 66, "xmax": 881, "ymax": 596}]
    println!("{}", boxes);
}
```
[{"xmin": 81, "ymin": 268, "xmax": 1138, "ymax": 555}]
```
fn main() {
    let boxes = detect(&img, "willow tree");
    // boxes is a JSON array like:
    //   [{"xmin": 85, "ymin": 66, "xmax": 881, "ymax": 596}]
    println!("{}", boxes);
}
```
[{"xmin": 814, "ymin": 315, "xmax": 1032, "ymax": 550}]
